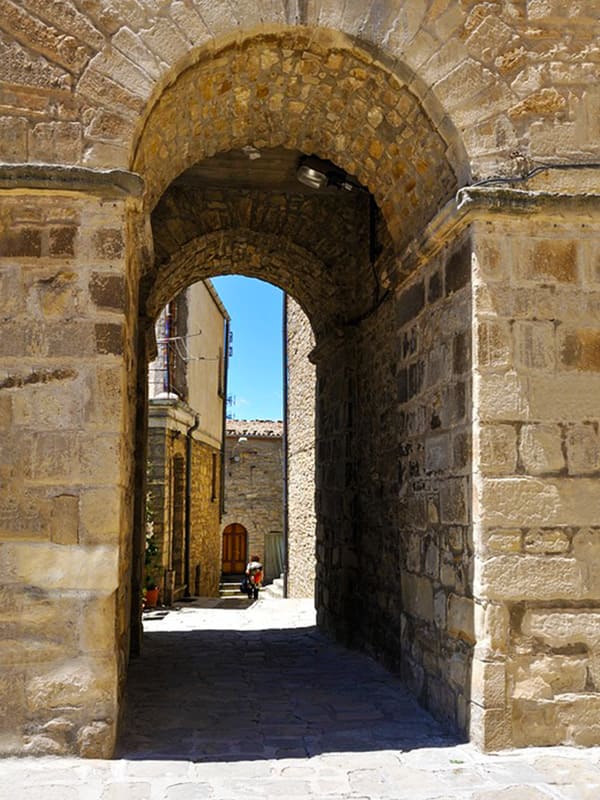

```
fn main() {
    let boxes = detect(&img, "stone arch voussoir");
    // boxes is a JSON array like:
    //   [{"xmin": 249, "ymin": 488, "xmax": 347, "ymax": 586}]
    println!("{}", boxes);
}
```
[
  {"xmin": 133, "ymin": 30, "xmax": 467, "ymax": 252},
  {"xmin": 146, "ymin": 228, "xmax": 336, "ymax": 336}
]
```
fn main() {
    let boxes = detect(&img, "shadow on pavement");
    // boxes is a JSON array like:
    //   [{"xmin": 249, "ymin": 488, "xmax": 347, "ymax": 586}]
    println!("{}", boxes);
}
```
[{"xmin": 116, "ymin": 620, "xmax": 459, "ymax": 762}]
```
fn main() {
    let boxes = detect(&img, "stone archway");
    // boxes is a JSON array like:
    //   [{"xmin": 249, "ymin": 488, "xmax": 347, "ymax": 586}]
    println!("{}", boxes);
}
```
[
  {"xmin": 145, "ymin": 228, "xmax": 333, "ymax": 336},
  {"xmin": 127, "ymin": 22, "xmax": 475, "ymax": 741},
  {"xmin": 132, "ymin": 30, "xmax": 464, "ymax": 251}
]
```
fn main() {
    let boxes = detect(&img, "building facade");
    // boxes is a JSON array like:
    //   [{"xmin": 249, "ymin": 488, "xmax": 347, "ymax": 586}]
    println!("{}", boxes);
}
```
[
  {"xmin": 222, "ymin": 420, "xmax": 284, "ymax": 585},
  {"xmin": 147, "ymin": 280, "xmax": 228, "ymax": 602}
]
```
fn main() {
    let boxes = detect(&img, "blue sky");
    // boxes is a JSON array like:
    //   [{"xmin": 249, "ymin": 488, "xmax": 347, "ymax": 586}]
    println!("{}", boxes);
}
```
[{"xmin": 211, "ymin": 275, "xmax": 284, "ymax": 421}]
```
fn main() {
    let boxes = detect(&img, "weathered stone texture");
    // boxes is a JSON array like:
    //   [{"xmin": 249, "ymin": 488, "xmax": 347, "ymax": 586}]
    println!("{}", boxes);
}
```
[
  {"xmin": 286, "ymin": 298, "xmax": 316, "ymax": 599},
  {"xmin": 392, "ymin": 233, "xmax": 473, "ymax": 736},
  {"xmin": 222, "ymin": 424, "xmax": 284, "ymax": 583},
  {"xmin": 1, "ymin": 0, "xmax": 600, "ymax": 760},
  {"xmin": 148, "ymin": 186, "xmax": 372, "ymax": 336},
  {"xmin": 474, "ymin": 213, "xmax": 600, "ymax": 748},
  {"xmin": 0, "ymin": 191, "xmax": 134, "ymax": 757},
  {"xmin": 147, "ymin": 407, "xmax": 222, "ymax": 601}
]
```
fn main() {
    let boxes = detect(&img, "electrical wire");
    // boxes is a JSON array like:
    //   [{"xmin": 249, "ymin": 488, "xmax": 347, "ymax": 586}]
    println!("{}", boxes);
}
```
[{"xmin": 471, "ymin": 159, "xmax": 600, "ymax": 189}]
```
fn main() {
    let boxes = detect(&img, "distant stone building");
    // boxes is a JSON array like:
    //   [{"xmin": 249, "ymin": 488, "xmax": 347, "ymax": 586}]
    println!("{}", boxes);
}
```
[
  {"xmin": 147, "ymin": 280, "xmax": 229, "ymax": 602},
  {"xmin": 222, "ymin": 420, "xmax": 284, "ymax": 584}
]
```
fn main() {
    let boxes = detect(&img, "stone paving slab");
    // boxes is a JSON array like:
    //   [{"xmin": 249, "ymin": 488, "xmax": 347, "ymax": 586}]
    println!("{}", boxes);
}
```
[{"xmin": 2, "ymin": 598, "xmax": 600, "ymax": 799}]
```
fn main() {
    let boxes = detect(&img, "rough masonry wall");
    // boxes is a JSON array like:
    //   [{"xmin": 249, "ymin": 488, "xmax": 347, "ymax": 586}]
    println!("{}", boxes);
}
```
[
  {"xmin": 146, "ymin": 425, "xmax": 171, "ymax": 597},
  {"xmin": 473, "ymin": 208, "xmax": 600, "ymax": 748},
  {"xmin": 394, "ymin": 237, "xmax": 473, "ymax": 736},
  {"xmin": 286, "ymin": 298, "xmax": 316, "ymax": 598},
  {"xmin": 222, "ymin": 429, "xmax": 283, "ymax": 579},
  {"xmin": 149, "ymin": 186, "xmax": 371, "ymax": 337},
  {"xmin": 0, "ymin": 190, "xmax": 137, "ymax": 757},
  {"xmin": 313, "ymin": 332, "xmax": 356, "ymax": 642},
  {"xmin": 2, "ymin": 2, "xmax": 599, "ymax": 188},
  {"xmin": 190, "ymin": 439, "xmax": 221, "ymax": 597},
  {"xmin": 348, "ymin": 233, "xmax": 473, "ymax": 736},
  {"xmin": 147, "ymin": 424, "xmax": 221, "ymax": 600}
]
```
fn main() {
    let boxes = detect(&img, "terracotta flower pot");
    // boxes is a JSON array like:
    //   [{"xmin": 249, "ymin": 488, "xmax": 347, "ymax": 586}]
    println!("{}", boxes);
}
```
[{"xmin": 145, "ymin": 587, "xmax": 159, "ymax": 608}]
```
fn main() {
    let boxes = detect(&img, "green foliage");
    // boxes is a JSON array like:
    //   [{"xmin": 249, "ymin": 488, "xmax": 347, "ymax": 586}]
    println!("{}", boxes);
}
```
[{"xmin": 144, "ymin": 492, "xmax": 161, "ymax": 590}]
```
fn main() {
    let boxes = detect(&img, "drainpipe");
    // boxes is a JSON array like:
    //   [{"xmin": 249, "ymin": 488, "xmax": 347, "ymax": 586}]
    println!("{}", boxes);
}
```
[
  {"xmin": 184, "ymin": 413, "xmax": 200, "ymax": 599},
  {"xmin": 220, "ymin": 319, "xmax": 230, "ymax": 519},
  {"xmin": 282, "ymin": 293, "xmax": 289, "ymax": 599}
]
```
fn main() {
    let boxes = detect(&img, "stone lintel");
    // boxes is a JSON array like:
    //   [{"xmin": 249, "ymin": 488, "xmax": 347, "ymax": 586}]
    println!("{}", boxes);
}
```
[
  {"xmin": 458, "ymin": 184, "xmax": 600, "ymax": 220},
  {"xmin": 0, "ymin": 163, "xmax": 144, "ymax": 198}
]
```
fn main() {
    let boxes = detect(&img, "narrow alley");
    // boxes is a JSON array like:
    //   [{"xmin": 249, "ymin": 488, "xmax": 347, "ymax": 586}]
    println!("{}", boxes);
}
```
[
  {"xmin": 117, "ymin": 598, "xmax": 452, "ymax": 761},
  {"xmin": 3, "ymin": 598, "xmax": 600, "ymax": 799}
]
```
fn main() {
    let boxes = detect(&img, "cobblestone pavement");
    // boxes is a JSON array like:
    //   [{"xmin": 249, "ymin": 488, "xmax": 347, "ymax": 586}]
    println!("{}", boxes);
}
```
[{"xmin": 3, "ymin": 597, "xmax": 600, "ymax": 799}]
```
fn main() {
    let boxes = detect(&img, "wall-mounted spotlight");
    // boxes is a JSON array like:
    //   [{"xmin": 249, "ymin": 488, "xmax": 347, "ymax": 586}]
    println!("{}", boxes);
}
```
[
  {"xmin": 297, "ymin": 159, "xmax": 329, "ymax": 190},
  {"xmin": 296, "ymin": 155, "xmax": 362, "ymax": 192},
  {"xmin": 230, "ymin": 436, "xmax": 248, "ymax": 463}
]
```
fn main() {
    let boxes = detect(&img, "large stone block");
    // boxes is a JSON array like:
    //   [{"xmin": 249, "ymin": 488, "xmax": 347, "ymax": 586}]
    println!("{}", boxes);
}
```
[
  {"xmin": 25, "ymin": 658, "xmax": 117, "ymax": 713},
  {"xmin": 478, "ymin": 372, "xmax": 529, "ymax": 421},
  {"xmin": 401, "ymin": 572, "xmax": 434, "ymax": 621},
  {"xmin": 477, "ymin": 319, "xmax": 511, "ymax": 370},
  {"xmin": 480, "ymin": 477, "xmax": 600, "ymax": 528},
  {"xmin": 519, "ymin": 424, "xmax": 564, "ymax": 475},
  {"xmin": 513, "ymin": 320, "xmax": 556, "ymax": 371},
  {"xmin": 469, "ymin": 702, "xmax": 512, "ymax": 750},
  {"xmin": 514, "ymin": 239, "xmax": 578, "ymax": 285},
  {"xmin": 527, "ymin": 373, "xmax": 600, "ymax": 422},
  {"xmin": 79, "ymin": 487, "xmax": 120, "ymax": 544},
  {"xmin": 447, "ymin": 593, "xmax": 475, "ymax": 643},
  {"xmin": 8, "ymin": 542, "xmax": 119, "ymax": 591},
  {"xmin": 566, "ymin": 423, "xmax": 600, "ymax": 475},
  {"xmin": 559, "ymin": 327, "xmax": 600, "ymax": 372},
  {"xmin": 479, "ymin": 424, "xmax": 517, "ymax": 475},
  {"xmin": 478, "ymin": 554, "xmax": 584, "ymax": 601},
  {"xmin": 50, "ymin": 494, "xmax": 79, "ymax": 545},
  {"xmin": 523, "ymin": 608, "xmax": 600, "ymax": 647},
  {"xmin": 471, "ymin": 658, "xmax": 506, "ymax": 708},
  {"xmin": 440, "ymin": 477, "xmax": 468, "ymax": 524},
  {"xmin": 512, "ymin": 697, "xmax": 565, "ymax": 747}
]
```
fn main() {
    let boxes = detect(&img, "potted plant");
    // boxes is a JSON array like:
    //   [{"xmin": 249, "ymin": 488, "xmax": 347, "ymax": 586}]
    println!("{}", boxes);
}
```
[{"xmin": 144, "ymin": 496, "xmax": 161, "ymax": 608}]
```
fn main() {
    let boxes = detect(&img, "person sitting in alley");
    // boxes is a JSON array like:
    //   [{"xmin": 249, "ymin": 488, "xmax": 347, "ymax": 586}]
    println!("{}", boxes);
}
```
[{"xmin": 245, "ymin": 554, "xmax": 263, "ymax": 600}]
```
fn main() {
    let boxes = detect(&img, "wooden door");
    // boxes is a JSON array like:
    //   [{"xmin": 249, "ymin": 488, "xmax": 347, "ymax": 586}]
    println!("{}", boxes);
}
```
[{"xmin": 222, "ymin": 523, "xmax": 247, "ymax": 574}]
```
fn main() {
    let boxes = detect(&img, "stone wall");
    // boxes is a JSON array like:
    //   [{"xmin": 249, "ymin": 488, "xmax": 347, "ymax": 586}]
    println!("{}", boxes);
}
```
[
  {"xmin": 0, "ymin": 186, "xmax": 139, "ymax": 757},
  {"xmin": 472, "ymin": 199, "xmax": 600, "ymax": 748},
  {"xmin": 394, "ymin": 235, "xmax": 473, "ymax": 735},
  {"xmin": 1, "ymin": 1, "xmax": 600, "ymax": 757},
  {"xmin": 189, "ymin": 439, "xmax": 221, "ymax": 597},
  {"xmin": 222, "ymin": 422, "xmax": 283, "ymax": 582},
  {"xmin": 286, "ymin": 298, "xmax": 317, "ymax": 599},
  {"xmin": 147, "ymin": 401, "xmax": 222, "ymax": 601}
]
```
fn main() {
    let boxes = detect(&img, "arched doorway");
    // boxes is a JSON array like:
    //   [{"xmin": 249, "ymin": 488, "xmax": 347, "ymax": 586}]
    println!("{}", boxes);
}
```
[
  {"xmin": 129, "ymin": 30, "xmax": 470, "ymax": 745},
  {"xmin": 222, "ymin": 523, "xmax": 247, "ymax": 575}
]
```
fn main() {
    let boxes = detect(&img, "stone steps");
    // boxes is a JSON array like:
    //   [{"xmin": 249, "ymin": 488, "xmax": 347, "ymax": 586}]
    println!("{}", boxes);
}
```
[
  {"xmin": 219, "ymin": 575, "xmax": 244, "ymax": 598},
  {"xmin": 261, "ymin": 575, "xmax": 284, "ymax": 599},
  {"xmin": 220, "ymin": 574, "xmax": 285, "ymax": 599}
]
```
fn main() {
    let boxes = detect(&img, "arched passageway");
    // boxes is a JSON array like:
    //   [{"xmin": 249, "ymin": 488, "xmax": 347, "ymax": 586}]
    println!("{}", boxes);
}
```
[
  {"xmin": 2, "ymin": 7, "xmax": 600, "ymax": 759},
  {"xmin": 126, "ymin": 30, "xmax": 472, "ymax": 748}
]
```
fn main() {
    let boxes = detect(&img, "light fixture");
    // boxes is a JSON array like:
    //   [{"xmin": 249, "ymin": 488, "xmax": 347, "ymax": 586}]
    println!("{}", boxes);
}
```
[
  {"xmin": 296, "ymin": 155, "xmax": 361, "ymax": 192},
  {"xmin": 229, "ymin": 435, "xmax": 248, "ymax": 463},
  {"xmin": 297, "ymin": 162, "xmax": 328, "ymax": 190}
]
